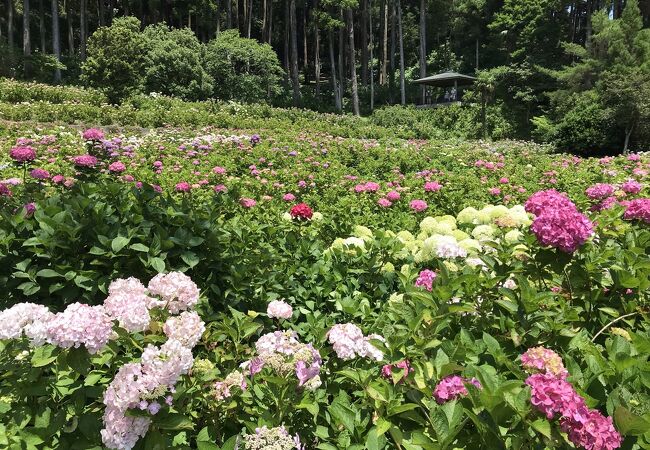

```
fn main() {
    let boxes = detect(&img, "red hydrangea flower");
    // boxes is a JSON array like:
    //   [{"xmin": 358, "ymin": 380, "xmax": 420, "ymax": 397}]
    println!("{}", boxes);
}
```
[{"xmin": 290, "ymin": 203, "xmax": 313, "ymax": 220}]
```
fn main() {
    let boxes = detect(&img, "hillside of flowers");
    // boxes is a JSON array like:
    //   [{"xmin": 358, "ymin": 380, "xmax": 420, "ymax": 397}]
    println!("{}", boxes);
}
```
[{"xmin": 0, "ymin": 124, "xmax": 649, "ymax": 450}]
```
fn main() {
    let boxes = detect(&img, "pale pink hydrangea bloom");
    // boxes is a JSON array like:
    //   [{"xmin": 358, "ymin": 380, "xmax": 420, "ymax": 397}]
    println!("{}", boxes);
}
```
[
  {"xmin": 0, "ymin": 302, "xmax": 53, "ymax": 345},
  {"xmin": 147, "ymin": 272, "xmax": 200, "ymax": 314},
  {"xmin": 377, "ymin": 198, "xmax": 392, "ymax": 208},
  {"xmin": 267, "ymin": 300, "xmax": 293, "ymax": 319},
  {"xmin": 386, "ymin": 190, "xmax": 401, "ymax": 201},
  {"xmin": 46, "ymin": 303, "xmax": 114, "ymax": 354},
  {"xmin": 327, "ymin": 323, "xmax": 384, "ymax": 361},
  {"xmin": 163, "ymin": 311, "xmax": 205, "ymax": 348},
  {"xmin": 240, "ymin": 197, "xmax": 257, "ymax": 208}
]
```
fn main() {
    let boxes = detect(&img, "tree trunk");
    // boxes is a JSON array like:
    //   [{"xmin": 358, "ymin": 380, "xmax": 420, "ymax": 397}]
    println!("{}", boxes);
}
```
[
  {"xmin": 267, "ymin": 0, "xmax": 273, "ymax": 44},
  {"xmin": 39, "ymin": 0, "xmax": 45, "ymax": 52},
  {"xmin": 346, "ymin": 8, "xmax": 360, "ymax": 115},
  {"xmin": 389, "ymin": 0, "xmax": 396, "ymax": 102},
  {"xmin": 98, "ymin": 0, "xmax": 105, "ymax": 26},
  {"xmin": 23, "ymin": 0, "xmax": 31, "ymax": 77},
  {"xmin": 66, "ymin": 0, "xmax": 74, "ymax": 56},
  {"xmin": 289, "ymin": 0, "xmax": 301, "ymax": 103},
  {"xmin": 226, "ymin": 0, "xmax": 232, "ymax": 28},
  {"xmin": 418, "ymin": 0, "xmax": 425, "ymax": 104},
  {"xmin": 51, "ymin": 0, "xmax": 61, "ymax": 83},
  {"xmin": 80, "ymin": 0, "xmax": 87, "ymax": 60},
  {"xmin": 624, "ymin": 125, "xmax": 633, "ymax": 153},
  {"xmin": 108, "ymin": 0, "xmax": 114, "ymax": 24},
  {"xmin": 234, "ymin": 0, "xmax": 239, "ymax": 33},
  {"xmin": 262, "ymin": 0, "xmax": 267, "ymax": 40},
  {"xmin": 314, "ymin": 0, "xmax": 320, "ymax": 96},
  {"xmin": 338, "ymin": 11, "xmax": 345, "ymax": 93},
  {"xmin": 247, "ymin": 0, "xmax": 253, "ymax": 38},
  {"xmin": 361, "ymin": 0, "xmax": 368, "ymax": 85},
  {"xmin": 369, "ymin": 0, "xmax": 374, "ymax": 110},
  {"xmin": 475, "ymin": 38, "xmax": 479, "ymax": 69},
  {"xmin": 329, "ymin": 30, "xmax": 341, "ymax": 111},
  {"xmin": 302, "ymin": 3, "xmax": 308, "ymax": 83},
  {"xmin": 8, "ymin": 0, "xmax": 15, "ymax": 49},
  {"xmin": 380, "ymin": 0, "xmax": 388, "ymax": 85},
  {"xmin": 397, "ymin": 0, "xmax": 405, "ymax": 105}
]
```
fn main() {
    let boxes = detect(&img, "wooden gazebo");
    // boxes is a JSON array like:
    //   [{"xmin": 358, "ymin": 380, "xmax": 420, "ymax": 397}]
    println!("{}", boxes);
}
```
[{"xmin": 412, "ymin": 71, "xmax": 476, "ymax": 107}]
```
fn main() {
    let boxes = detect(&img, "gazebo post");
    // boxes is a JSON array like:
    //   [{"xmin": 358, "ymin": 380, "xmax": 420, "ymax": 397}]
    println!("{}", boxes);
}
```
[{"xmin": 454, "ymin": 79, "xmax": 458, "ymax": 101}]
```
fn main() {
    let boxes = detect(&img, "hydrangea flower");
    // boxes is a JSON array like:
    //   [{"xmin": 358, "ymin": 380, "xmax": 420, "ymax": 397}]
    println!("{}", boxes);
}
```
[
  {"xmin": 83, "ymin": 128, "xmax": 105, "ymax": 141},
  {"xmin": 378, "ymin": 198, "xmax": 392, "ymax": 207},
  {"xmin": 240, "ymin": 197, "xmax": 257, "ymax": 208},
  {"xmin": 175, "ymin": 182, "xmax": 191, "ymax": 192},
  {"xmin": 622, "ymin": 198, "xmax": 650, "ymax": 224},
  {"xmin": 327, "ymin": 324, "xmax": 384, "ymax": 361},
  {"xmin": 560, "ymin": 409, "xmax": 622, "ymax": 450},
  {"xmin": 621, "ymin": 180, "xmax": 642, "ymax": 194},
  {"xmin": 147, "ymin": 272, "xmax": 200, "ymax": 314},
  {"xmin": 530, "ymin": 208, "xmax": 594, "ymax": 253},
  {"xmin": 585, "ymin": 184, "xmax": 615, "ymax": 200},
  {"xmin": 433, "ymin": 375, "xmax": 482, "ymax": 404},
  {"xmin": 73, "ymin": 154, "xmax": 99, "ymax": 168},
  {"xmin": 410, "ymin": 199, "xmax": 428, "ymax": 212},
  {"xmin": 521, "ymin": 347, "xmax": 568, "ymax": 379},
  {"xmin": 290, "ymin": 203, "xmax": 313, "ymax": 220},
  {"xmin": 267, "ymin": 300, "xmax": 293, "ymax": 319},
  {"xmin": 241, "ymin": 426, "xmax": 302, "ymax": 450},
  {"xmin": 30, "ymin": 168, "xmax": 50, "ymax": 180},
  {"xmin": 46, "ymin": 303, "xmax": 114, "ymax": 354},
  {"xmin": 415, "ymin": 269, "xmax": 436, "ymax": 291},
  {"xmin": 163, "ymin": 311, "xmax": 205, "ymax": 348},
  {"xmin": 9, "ymin": 146, "xmax": 37, "ymax": 162},
  {"xmin": 109, "ymin": 161, "xmax": 126, "ymax": 173}
]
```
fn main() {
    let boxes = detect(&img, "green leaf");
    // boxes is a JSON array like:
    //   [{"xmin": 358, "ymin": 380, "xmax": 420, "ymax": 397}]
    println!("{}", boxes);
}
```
[
  {"xmin": 144, "ymin": 429, "xmax": 166, "ymax": 450},
  {"xmin": 614, "ymin": 407, "xmax": 650, "ymax": 436},
  {"xmin": 32, "ymin": 346, "xmax": 57, "ymax": 367},
  {"xmin": 329, "ymin": 392, "xmax": 357, "ymax": 433},
  {"xmin": 181, "ymin": 251, "xmax": 200, "ymax": 268},
  {"xmin": 130, "ymin": 243, "xmax": 150, "ymax": 252},
  {"xmin": 36, "ymin": 269, "xmax": 61, "ymax": 278},
  {"xmin": 531, "ymin": 418, "xmax": 552, "ymax": 438},
  {"xmin": 67, "ymin": 347, "xmax": 91, "ymax": 374},
  {"xmin": 111, "ymin": 236, "xmax": 131, "ymax": 253},
  {"xmin": 150, "ymin": 257, "xmax": 166, "ymax": 273},
  {"xmin": 156, "ymin": 413, "xmax": 194, "ymax": 431}
]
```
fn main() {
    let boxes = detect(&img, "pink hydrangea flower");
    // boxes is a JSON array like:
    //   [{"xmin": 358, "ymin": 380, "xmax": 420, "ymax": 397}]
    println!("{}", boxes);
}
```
[
  {"xmin": 433, "ymin": 375, "xmax": 482, "ymax": 404},
  {"xmin": 9, "ymin": 146, "xmax": 37, "ymax": 162},
  {"xmin": 378, "ymin": 198, "xmax": 392, "ymax": 208},
  {"xmin": 415, "ymin": 269, "xmax": 436, "ymax": 291},
  {"xmin": 521, "ymin": 347, "xmax": 568, "ymax": 379},
  {"xmin": 109, "ymin": 161, "xmax": 126, "ymax": 173},
  {"xmin": 530, "ymin": 208, "xmax": 594, "ymax": 253},
  {"xmin": 381, "ymin": 359, "xmax": 414, "ymax": 383},
  {"xmin": 240, "ymin": 197, "xmax": 257, "ymax": 208},
  {"xmin": 410, "ymin": 199, "xmax": 428, "ymax": 212},
  {"xmin": 525, "ymin": 190, "xmax": 575, "ymax": 216},
  {"xmin": 175, "ymin": 182, "xmax": 191, "ymax": 192},
  {"xmin": 213, "ymin": 184, "xmax": 227, "ymax": 193},
  {"xmin": 621, "ymin": 180, "xmax": 642, "ymax": 194},
  {"xmin": 560, "ymin": 409, "xmax": 622, "ymax": 450},
  {"xmin": 526, "ymin": 373, "xmax": 588, "ymax": 421},
  {"xmin": 622, "ymin": 198, "xmax": 650, "ymax": 224},
  {"xmin": 386, "ymin": 190, "xmax": 401, "ymax": 201},
  {"xmin": 0, "ymin": 184, "xmax": 12, "ymax": 197},
  {"xmin": 489, "ymin": 187, "xmax": 501, "ymax": 196},
  {"xmin": 30, "ymin": 168, "xmax": 50, "ymax": 180},
  {"xmin": 82, "ymin": 128, "xmax": 105, "ymax": 141},
  {"xmin": 267, "ymin": 300, "xmax": 293, "ymax": 319},
  {"xmin": 586, "ymin": 183, "xmax": 616, "ymax": 200},
  {"xmin": 283, "ymin": 193, "xmax": 296, "ymax": 202},
  {"xmin": 424, "ymin": 181, "xmax": 442, "ymax": 192},
  {"xmin": 73, "ymin": 154, "xmax": 98, "ymax": 168}
]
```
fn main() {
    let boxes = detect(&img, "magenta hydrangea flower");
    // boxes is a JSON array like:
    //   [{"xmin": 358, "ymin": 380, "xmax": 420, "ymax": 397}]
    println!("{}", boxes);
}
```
[
  {"xmin": 109, "ymin": 161, "xmax": 126, "ymax": 173},
  {"xmin": 525, "ymin": 189, "xmax": 575, "ymax": 216},
  {"xmin": 51, "ymin": 175, "xmax": 65, "ymax": 184},
  {"xmin": 82, "ymin": 128, "xmax": 105, "ymax": 141},
  {"xmin": 489, "ymin": 187, "xmax": 501, "ymax": 195},
  {"xmin": 9, "ymin": 145, "xmax": 37, "ymax": 162},
  {"xmin": 560, "ymin": 409, "xmax": 622, "ymax": 450},
  {"xmin": 622, "ymin": 198, "xmax": 650, "ymax": 224},
  {"xmin": 433, "ymin": 375, "xmax": 482, "ymax": 404},
  {"xmin": 283, "ymin": 193, "xmax": 296, "ymax": 202},
  {"xmin": 30, "ymin": 168, "xmax": 50, "ymax": 180},
  {"xmin": 73, "ymin": 154, "xmax": 98, "ymax": 168},
  {"xmin": 526, "ymin": 373, "xmax": 588, "ymax": 420},
  {"xmin": 381, "ymin": 359, "xmax": 414, "ymax": 383},
  {"xmin": 530, "ymin": 208, "xmax": 593, "ymax": 253},
  {"xmin": 175, "ymin": 182, "xmax": 191, "ymax": 192},
  {"xmin": 586, "ymin": 183, "xmax": 615, "ymax": 200},
  {"xmin": 410, "ymin": 199, "xmax": 428, "ymax": 212},
  {"xmin": 415, "ymin": 269, "xmax": 436, "ymax": 291},
  {"xmin": 621, "ymin": 180, "xmax": 642, "ymax": 194}
]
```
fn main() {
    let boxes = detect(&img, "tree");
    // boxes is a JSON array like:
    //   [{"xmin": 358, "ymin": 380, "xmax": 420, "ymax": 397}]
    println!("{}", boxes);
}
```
[
  {"xmin": 204, "ymin": 29, "xmax": 284, "ymax": 102},
  {"xmin": 346, "ymin": 6, "xmax": 360, "ymax": 114},
  {"xmin": 141, "ymin": 24, "xmax": 214, "ymax": 100},
  {"xmin": 23, "ymin": 0, "xmax": 30, "ymax": 76},
  {"xmin": 81, "ymin": 17, "xmax": 147, "ymax": 102},
  {"xmin": 289, "ymin": 0, "xmax": 301, "ymax": 103}
]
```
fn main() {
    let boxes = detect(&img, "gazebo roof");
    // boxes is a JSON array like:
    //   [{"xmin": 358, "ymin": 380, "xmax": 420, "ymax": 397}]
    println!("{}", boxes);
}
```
[{"xmin": 412, "ymin": 71, "xmax": 477, "ymax": 87}]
